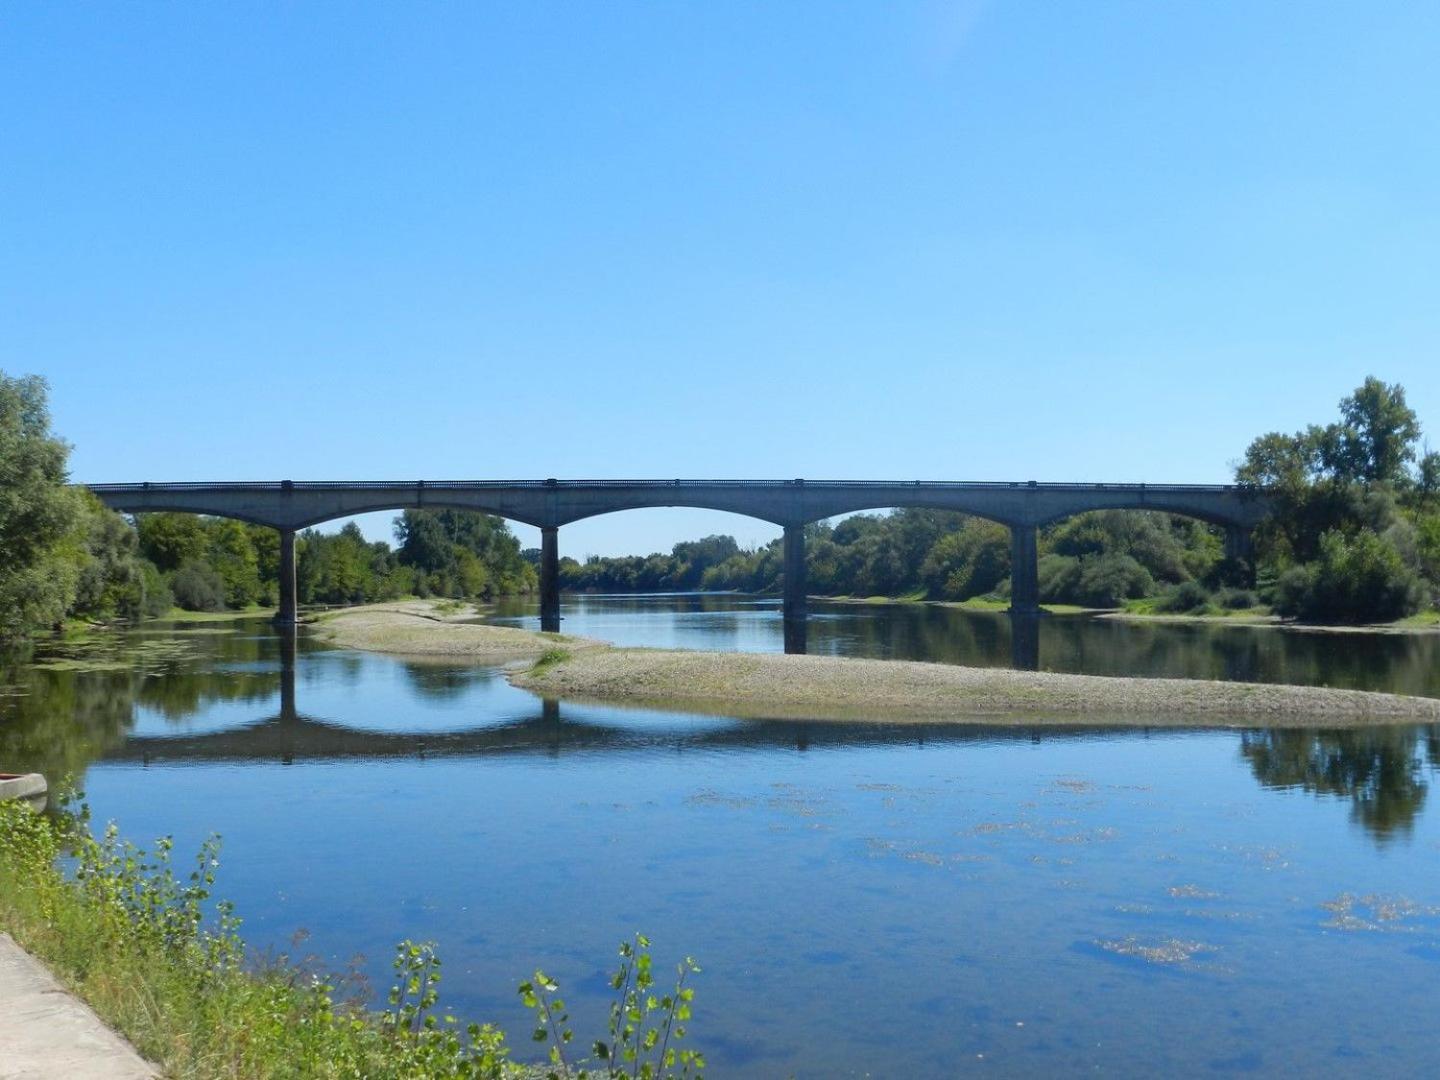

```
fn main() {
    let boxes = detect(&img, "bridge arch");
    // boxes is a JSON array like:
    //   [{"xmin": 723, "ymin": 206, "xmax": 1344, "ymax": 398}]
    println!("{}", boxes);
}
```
[{"xmin": 103, "ymin": 501, "xmax": 282, "ymax": 531}]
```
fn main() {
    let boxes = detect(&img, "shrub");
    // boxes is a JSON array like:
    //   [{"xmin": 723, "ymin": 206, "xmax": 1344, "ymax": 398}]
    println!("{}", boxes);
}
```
[
  {"xmin": 1159, "ymin": 580, "xmax": 1212, "ymax": 614},
  {"xmin": 1037, "ymin": 554, "xmax": 1082, "ymax": 603},
  {"xmin": 168, "ymin": 560, "xmax": 227, "ymax": 612},
  {"xmin": 1075, "ymin": 554, "xmax": 1155, "ymax": 607},
  {"xmin": 1214, "ymin": 586, "xmax": 1259, "ymax": 610},
  {"xmin": 140, "ymin": 562, "xmax": 173, "ymax": 618},
  {"xmin": 1271, "ymin": 528, "xmax": 1425, "ymax": 623}
]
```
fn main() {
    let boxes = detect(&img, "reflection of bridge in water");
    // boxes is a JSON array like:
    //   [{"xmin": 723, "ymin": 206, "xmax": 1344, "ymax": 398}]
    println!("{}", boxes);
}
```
[
  {"xmin": 102, "ymin": 638, "xmax": 1124, "ymax": 765},
  {"xmin": 105, "ymin": 700, "xmax": 1143, "ymax": 764},
  {"xmin": 87, "ymin": 479, "xmax": 1270, "ymax": 652}
]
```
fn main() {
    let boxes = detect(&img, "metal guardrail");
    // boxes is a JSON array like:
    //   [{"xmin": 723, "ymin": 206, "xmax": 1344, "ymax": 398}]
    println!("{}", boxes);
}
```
[{"xmin": 84, "ymin": 479, "xmax": 1244, "ymax": 493}]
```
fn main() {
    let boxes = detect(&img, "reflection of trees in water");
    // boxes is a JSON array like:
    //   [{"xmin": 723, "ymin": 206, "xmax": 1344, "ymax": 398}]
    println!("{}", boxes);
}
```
[
  {"xmin": 1040, "ymin": 618, "xmax": 1439, "ymax": 696},
  {"xmin": 811, "ymin": 604, "xmax": 1440, "ymax": 697},
  {"xmin": 134, "ymin": 629, "xmax": 282, "ymax": 720},
  {"xmin": 1240, "ymin": 726, "xmax": 1437, "ymax": 841},
  {"xmin": 399, "ymin": 662, "xmax": 500, "ymax": 699},
  {"xmin": 496, "ymin": 596, "xmax": 1440, "ymax": 698},
  {"xmin": 0, "ymin": 665, "xmax": 136, "ymax": 779},
  {"xmin": 0, "ymin": 623, "xmax": 293, "ymax": 780},
  {"xmin": 812, "ymin": 606, "xmax": 1012, "ymax": 666}
]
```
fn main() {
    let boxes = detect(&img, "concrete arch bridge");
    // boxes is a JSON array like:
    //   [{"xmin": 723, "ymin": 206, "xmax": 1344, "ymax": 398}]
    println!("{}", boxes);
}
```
[{"xmin": 87, "ymin": 479, "xmax": 1271, "ymax": 649}]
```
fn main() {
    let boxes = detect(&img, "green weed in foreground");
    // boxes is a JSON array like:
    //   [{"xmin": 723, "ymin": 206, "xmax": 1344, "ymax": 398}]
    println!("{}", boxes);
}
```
[
  {"xmin": 532, "ymin": 648, "xmax": 573, "ymax": 672},
  {"xmin": 0, "ymin": 798, "xmax": 703, "ymax": 1079}
]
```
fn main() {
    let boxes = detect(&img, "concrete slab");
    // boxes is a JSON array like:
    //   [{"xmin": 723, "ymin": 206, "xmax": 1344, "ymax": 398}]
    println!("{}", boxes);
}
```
[
  {"xmin": 0, "ymin": 775, "xmax": 47, "ymax": 813},
  {"xmin": 0, "ymin": 933, "xmax": 157, "ymax": 1079}
]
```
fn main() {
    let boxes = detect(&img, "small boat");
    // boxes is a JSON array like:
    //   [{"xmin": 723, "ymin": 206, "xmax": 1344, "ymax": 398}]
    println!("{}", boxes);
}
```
[{"xmin": 0, "ymin": 773, "xmax": 47, "ymax": 811}]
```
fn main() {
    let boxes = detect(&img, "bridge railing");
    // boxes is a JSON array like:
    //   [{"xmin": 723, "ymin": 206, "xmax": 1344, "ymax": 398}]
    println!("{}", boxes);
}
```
[{"xmin": 84, "ymin": 479, "xmax": 1246, "ymax": 493}]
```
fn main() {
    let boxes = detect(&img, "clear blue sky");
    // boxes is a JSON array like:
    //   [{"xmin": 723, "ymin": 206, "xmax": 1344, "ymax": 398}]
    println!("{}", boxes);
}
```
[{"xmin": 4, "ymin": 2, "xmax": 1438, "ymax": 557}]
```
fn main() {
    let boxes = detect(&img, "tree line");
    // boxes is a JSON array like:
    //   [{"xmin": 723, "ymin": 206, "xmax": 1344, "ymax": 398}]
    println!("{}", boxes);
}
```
[
  {"xmin": 0, "ymin": 371, "xmax": 535, "ymax": 650},
  {"xmin": 565, "ymin": 378, "xmax": 1440, "ymax": 623},
  {"xmin": 132, "ymin": 509, "xmax": 536, "ymax": 613},
  {"xmin": 561, "ymin": 508, "xmax": 1234, "ymax": 609}
]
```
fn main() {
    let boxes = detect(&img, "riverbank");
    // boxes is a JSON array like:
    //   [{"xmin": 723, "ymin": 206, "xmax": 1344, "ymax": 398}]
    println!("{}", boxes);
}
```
[{"xmin": 314, "ymin": 602, "xmax": 1440, "ymax": 725}]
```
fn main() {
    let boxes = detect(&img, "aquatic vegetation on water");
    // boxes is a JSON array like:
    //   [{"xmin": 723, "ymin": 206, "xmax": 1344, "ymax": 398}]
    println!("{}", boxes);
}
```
[
  {"xmin": 1167, "ymin": 884, "xmax": 1222, "ymax": 900},
  {"xmin": 26, "ymin": 635, "xmax": 199, "ymax": 677},
  {"xmin": 1320, "ymin": 893, "xmax": 1440, "ymax": 933},
  {"xmin": 1095, "ymin": 936, "xmax": 1220, "ymax": 965}
]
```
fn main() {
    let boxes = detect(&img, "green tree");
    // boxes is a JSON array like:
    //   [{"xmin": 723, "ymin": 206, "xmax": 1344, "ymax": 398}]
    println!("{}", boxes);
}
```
[
  {"xmin": 136, "ymin": 513, "xmax": 210, "ymax": 572},
  {"xmin": 920, "ymin": 520, "xmax": 1010, "ymax": 599},
  {"xmin": 0, "ymin": 372, "xmax": 84, "ymax": 646},
  {"xmin": 395, "ymin": 510, "xmax": 535, "ymax": 598},
  {"xmin": 70, "ymin": 493, "xmax": 152, "ymax": 621},
  {"xmin": 1335, "ymin": 376, "xmax": 1420, "ymax": 484},
  {"xmin": 208, "ymin": 519, "xmax": 263, "ymax": 608}
]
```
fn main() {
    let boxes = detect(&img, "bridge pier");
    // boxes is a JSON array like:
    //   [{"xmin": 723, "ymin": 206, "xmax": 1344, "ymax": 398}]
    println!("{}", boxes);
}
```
[
  {"xmin": 275, "ymin": 529, "xmax": 297, "ymax": 628},
  {"xmin": 540, "ymin": 525, "xmax": 561, "ymax": 633},
  {"xmin": 1009, "ymin": 523, "xmax": 1040, "ymax": 615},
  {"xmin": 1010, "ymin": 610, "xmax": 1040, "ymax": 671},
  {"xmin": 1224, "ymin": 524, "xmax": 1256, "ymax": 586},
  {"xmin": 278, "ymin": 627, "xmax": 297, "ymax": 722},
  {"xmin": 783, "ymin": 524, "xmax": 807, "ymax": 654}
]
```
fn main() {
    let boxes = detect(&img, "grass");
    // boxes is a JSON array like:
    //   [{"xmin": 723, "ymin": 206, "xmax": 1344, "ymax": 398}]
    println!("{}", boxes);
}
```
[
  {"xmin": 820, "ymin": 593, "xmax": 1089, "ymax": 615},
  {"xmin": 531, "ymin": 647, "xmax": 573, "ymax": 673},
  {"xmin": 1392, "ymin": 609, "xmax": 1440, "ymax": 629},
  {"xmin": 941, "ymin": 597, "xmax": 1091, "ymax": 615},
  {"xmin": 1117, "ymin": 597, "xmax": 1275, "ymax": 619},
  {"xmin": 0, "ymin": 798, "xmax": 704, "ymax": 1080},
  {"xmin": 151, "ymin": 607, "xmax": 277, "ymax": 624},
  {"xmin": 1113, "ymin": 598, "xmax": 1440, "ymax": 628}
]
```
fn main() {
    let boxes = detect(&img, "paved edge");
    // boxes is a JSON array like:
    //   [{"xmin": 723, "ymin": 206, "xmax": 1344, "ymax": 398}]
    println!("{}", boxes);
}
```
[{"xmin": 0, "ymin": 932, "xmax": 158, "ymax": 1080}]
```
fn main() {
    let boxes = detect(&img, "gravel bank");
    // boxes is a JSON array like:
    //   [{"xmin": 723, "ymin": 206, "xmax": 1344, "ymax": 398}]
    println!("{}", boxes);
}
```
[
  {"xmin": 510, "ymin": 647, "xmax": 1440, "ymax": 726},
  {"xmin": 309, "ymin": 601, "xmax": 594, "ymax": 660}
]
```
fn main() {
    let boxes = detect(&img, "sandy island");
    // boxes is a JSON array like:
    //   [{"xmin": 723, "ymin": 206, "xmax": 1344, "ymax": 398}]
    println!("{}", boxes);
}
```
[
  {"xmin": 308, "ymin": 601, "xmax": 602, "ymax": 660},
  {"xmin": 310, "ymin": 602, "xmax": 1440, "ymax": 727}
]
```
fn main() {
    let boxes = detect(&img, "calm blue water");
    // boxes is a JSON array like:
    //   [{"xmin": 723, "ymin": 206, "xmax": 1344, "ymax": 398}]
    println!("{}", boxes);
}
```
[{"xmin": 4, "ymin": 596, "xmax": 1440, "ymax": 1077}]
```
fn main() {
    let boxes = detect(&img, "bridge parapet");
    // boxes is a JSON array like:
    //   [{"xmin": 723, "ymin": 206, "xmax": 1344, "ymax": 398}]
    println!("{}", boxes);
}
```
[{"xmin": 86, "ymin": 479, "xmax": 1271, "ymax": 530}]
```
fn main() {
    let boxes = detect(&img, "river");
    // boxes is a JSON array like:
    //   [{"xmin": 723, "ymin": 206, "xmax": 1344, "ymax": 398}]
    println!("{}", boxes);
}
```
[{"xmin": 3, "ymin": 594, "xmax": 1440, "ymax": 1077}]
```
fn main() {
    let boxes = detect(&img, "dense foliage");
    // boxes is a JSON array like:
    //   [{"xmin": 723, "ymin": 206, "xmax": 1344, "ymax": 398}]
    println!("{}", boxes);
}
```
[
  {"xmin": 132, "ymin": 510, "xmax": 538, "ymax": 611},
  {"xmin": 0, "ymin": 798, "xmax": 703, "ymax": 1078},
  {"xmin": 394, "ymin": 509, "xmax": 537, "ymax": 600},
  {"xmin": 564, "ymin": 509, "xmax": 1231, "ymax": 609},
  {"xmin": 0, "ymin": 373, "xmax": 170, "ymax": 645},
  {"xmin": 1238, "ymin": 377, "xmax": 1439, "ymax": 621}
]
